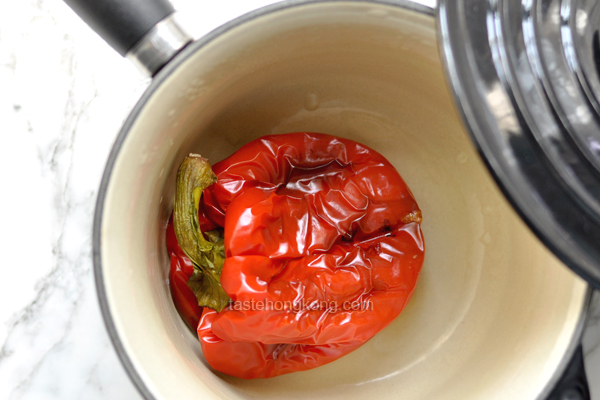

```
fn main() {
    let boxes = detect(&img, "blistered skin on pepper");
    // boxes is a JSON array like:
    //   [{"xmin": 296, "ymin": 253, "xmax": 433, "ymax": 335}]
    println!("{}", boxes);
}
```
[
  {"xmin": 198, "ymin": 310, "xmax": 364, "ymax": 379},
  {"xmin": 167, "ymin": 132, "xmax": 424, "ymax": 379},
  {"xmin": 211, "ymin": 224, "xmax": 423, "ymax": 346}
]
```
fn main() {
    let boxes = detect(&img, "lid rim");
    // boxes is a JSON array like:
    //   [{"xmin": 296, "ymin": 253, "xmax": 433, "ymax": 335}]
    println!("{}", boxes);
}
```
[{"xmin": 438, "ymin": 0, "xmax": 600, "ymax": 288}]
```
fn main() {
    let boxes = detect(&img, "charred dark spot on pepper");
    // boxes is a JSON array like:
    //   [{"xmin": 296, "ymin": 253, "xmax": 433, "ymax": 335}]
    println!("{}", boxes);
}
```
[
  {"xmin": 380, "ymin": 219, "xmax": 392, "ymax": 232},
  {"xmin": 276, "ymin": 159, "xmax": 353, "ymax": 197},
  {"xmin": 342, "ymin": 229, "xmax": 357, "ymax": 242}
]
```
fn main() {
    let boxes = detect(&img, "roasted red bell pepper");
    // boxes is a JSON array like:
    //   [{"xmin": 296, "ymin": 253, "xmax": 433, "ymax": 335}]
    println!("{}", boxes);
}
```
[{"xmin": 167, "ymin": 132, "xmax": 424, "ymax": 379}]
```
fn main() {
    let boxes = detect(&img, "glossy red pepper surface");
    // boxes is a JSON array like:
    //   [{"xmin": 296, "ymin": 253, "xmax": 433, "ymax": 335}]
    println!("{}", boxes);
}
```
[{"xmin": 167, "ymin": 132, "xmax": 424, "ymax": 379}]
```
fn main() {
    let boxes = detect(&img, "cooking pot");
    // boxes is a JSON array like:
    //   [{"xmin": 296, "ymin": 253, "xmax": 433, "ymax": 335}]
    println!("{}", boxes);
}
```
[{"xmin": 63, "ymin": 0, "xmax": 594, "ymax": 399}]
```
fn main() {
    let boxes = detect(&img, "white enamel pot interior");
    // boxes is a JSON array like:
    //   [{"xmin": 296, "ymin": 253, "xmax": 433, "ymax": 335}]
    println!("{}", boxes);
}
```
[{"xmin": 94, "ymin": 1, "xmax": 590, "ymax": 399}]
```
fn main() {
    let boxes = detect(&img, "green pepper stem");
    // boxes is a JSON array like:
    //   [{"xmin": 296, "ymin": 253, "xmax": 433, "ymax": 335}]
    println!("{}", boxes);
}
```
[{"xmin": 173, "ymin": 154, "xmax": 230, "ymax": 313}]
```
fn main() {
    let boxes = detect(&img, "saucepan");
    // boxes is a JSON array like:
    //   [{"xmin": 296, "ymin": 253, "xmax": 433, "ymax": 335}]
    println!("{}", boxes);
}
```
[{"xmin": 63, "ymin": 0, "xmax": 593, "ymax": 399}]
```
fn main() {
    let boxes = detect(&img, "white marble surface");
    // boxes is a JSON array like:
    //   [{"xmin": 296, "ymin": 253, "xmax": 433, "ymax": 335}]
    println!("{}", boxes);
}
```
[{"xmin": 0, "ymin": 0, "xmax": 598, "ymax": 399}]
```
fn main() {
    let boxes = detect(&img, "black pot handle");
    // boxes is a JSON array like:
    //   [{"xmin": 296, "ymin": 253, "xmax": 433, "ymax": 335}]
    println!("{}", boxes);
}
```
[
  {"xmin": 64, "ymin": 0, "xmax": 192, "ymax": 75},
  {"xmin": 64, "ymin": 0, "xmax": 174, "ymax": 56},
  {"xmin": 546, "ymin": 346, "xmax": 590, "ymax": 400}
]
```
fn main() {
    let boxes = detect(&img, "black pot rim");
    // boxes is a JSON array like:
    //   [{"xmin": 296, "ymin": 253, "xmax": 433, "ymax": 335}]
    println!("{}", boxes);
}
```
[{"xmin": 91, "ymin": 1, "xmax": 590, "ymax": 399}]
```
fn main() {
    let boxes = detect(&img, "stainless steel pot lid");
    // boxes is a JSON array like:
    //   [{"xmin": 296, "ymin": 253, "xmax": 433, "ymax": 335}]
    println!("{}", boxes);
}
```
[{"xmin": 438, "ymin": 0, "xmax": 600, "ymax": 288}]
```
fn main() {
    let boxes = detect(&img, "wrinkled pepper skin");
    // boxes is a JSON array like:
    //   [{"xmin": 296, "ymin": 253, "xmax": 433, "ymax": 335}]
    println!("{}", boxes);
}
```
[
  {"xmin": 167, "ymin": 132, "xmax": 424, "ymax": 379},
  {"xmin": 166, "ymin": 219, "xmax": 203, "ymax": 330}
]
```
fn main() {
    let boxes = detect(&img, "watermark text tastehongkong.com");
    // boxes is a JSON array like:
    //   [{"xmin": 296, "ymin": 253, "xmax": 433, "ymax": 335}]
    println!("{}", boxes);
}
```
[{"xmin": 229, "ymin": 299, "xmax": 373, "ymax": 313}]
